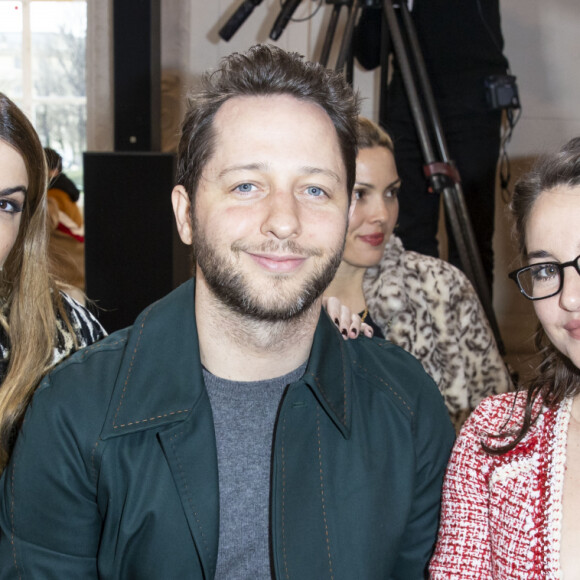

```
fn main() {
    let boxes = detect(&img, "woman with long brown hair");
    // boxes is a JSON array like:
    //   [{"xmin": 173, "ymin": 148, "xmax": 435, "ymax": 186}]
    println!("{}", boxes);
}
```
[
  {"xmin": 431, "ymin": 137, "xmax": 580, "ymax": 578},
  {"xmin": 0, "ymin": 92, "xmax": 105, "ymax": 472}
]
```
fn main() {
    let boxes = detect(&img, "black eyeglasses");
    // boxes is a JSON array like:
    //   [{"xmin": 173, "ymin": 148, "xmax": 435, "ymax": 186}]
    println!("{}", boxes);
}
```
[{"xmin": 508, "ymin": 254, "xmax": 580, "ymax": 300}]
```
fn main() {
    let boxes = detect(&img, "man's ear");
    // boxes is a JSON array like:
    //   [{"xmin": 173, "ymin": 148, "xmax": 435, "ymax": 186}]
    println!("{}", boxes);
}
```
[{"xmin": 172, "ymin": 185, "xmax": 193, "ymax": 245}]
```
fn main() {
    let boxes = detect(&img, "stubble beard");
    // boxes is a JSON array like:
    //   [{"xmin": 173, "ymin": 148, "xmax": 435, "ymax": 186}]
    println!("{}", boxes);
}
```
[{"xmin": 193, "ymin": 217, "xmax": 345, "ymax": 323}]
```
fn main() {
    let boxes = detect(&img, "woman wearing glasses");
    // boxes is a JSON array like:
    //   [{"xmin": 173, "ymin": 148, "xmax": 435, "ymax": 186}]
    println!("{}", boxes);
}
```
[{"xmin": 430, "ymin": 137, "xmax": 580, "ymax": 578}]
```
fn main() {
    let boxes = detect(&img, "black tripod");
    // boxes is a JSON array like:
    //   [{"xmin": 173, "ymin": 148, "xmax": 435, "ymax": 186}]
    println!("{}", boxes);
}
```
[{"xmin": 319, "ymin": 0, "xmax": 505, "ymax": 354}]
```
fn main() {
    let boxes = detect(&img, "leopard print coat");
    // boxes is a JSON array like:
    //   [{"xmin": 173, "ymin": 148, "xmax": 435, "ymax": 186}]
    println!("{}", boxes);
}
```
[{"xmin": 363, "ymin": 235, "xmax": 512, "ymax": 429}]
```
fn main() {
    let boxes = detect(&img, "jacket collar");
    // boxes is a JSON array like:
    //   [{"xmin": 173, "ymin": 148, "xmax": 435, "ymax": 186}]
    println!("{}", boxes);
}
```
[
  {"xmin": 101, "ymin": 278, "xmax": 352, "ymax": 439},
  {"xmin": 302, "ymin": 312, "xmax": 353, "ymax": 438}
]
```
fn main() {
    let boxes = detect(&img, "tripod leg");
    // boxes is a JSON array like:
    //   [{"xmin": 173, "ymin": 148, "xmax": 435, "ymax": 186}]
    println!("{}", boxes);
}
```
[
  {"xmin": 384, "ymin": 0, "xmax": 504, "ymax": 352},
  {"xmin": 450, "ymin": 182, "xmax": 506, "ymax": 354},
  {"xmin": 378, "ymin": 7, "xmax": 391, "ymax": 123},
  {"xmin": 335, "ymin": 0, "xmax": 361, "ymax": 72},
  {"xmin": 382, "ymin": 0, "xmax": 436, "ymax": 163},
  {"xmin": 319, "ymin": 4, "xmax": 343, "ymax": 67},
  {"xmin": 397, "ymin": 2, "xmax": 490, "ymax": 294},
  {"xmin": 441, "ymin": 186, "xmax": 476, "ymax": 284}
]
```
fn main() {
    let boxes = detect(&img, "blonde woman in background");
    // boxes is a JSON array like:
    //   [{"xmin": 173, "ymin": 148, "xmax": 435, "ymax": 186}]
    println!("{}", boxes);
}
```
[{"xmin": 325, "ymin": 117, "xmax": 511, "ymax": 428}]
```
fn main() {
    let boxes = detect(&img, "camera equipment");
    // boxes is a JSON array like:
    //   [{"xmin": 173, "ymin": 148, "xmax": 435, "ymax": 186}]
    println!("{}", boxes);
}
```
[
  {"xmin": 270, "ymin": 0, "xmax": 304, "ymax": 41},
  {"xmin": 485, "ymin": 74, "xmax": 521, "ymax": 110},
  {"xmin": 219, "ymin": 0, "xmax": 264, "ymax": 42}
]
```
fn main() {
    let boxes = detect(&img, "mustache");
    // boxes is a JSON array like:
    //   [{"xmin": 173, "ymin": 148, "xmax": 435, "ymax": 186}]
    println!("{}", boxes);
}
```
[{"xmin": 231, "ymin": 239, "xmax": 323, "ymax": 258}]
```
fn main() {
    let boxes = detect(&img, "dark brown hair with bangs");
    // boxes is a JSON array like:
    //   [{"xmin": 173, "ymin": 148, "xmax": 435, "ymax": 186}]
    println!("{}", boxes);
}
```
[{"xmin": 485, "ymin": 137, "xmax": 580, "ymax": 454}]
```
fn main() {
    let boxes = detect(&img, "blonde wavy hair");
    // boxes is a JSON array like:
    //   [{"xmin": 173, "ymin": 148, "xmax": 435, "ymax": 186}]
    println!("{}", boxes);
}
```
[
  {"xmin": 0, "ymin": 93, "xmax": 70, "ymax": 472},
  {"xmin": 357, "ymin": 116, "xmax": 394, "ymax": 153}
]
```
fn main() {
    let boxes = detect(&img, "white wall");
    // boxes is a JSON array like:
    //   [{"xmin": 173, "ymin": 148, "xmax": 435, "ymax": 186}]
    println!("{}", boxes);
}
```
[{"xmin": 502, "ymin": 0, "xmax": 580, "ymax": 156}]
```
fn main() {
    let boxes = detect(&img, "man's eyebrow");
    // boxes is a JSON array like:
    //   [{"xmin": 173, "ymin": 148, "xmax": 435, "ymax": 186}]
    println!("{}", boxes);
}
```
[
  {"xmin": 218, "ymin": 164, "xmax": 342, "ymax": 183},
  {"xmin": 0, "ymin": 186, "xmax": 27, "ymax": 197},
  {"xmin": 301, "ymin": 166, "xmax": 342, "ymax": 183},
  {"xmin": 218, "ymin": 163, "xmax": 267, "ymax": 179}
]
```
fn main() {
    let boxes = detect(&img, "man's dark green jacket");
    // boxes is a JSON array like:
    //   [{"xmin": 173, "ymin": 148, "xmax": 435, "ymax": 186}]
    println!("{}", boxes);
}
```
[{"xmin": 0, "ymin": 279, "xmax": 454, "ymax": 578}]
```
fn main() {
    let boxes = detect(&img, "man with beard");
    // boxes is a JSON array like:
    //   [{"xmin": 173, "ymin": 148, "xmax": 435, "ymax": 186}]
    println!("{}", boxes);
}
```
[{"xmin": 0, "ymin": 45, "xmax": 454, "ymax": 579}]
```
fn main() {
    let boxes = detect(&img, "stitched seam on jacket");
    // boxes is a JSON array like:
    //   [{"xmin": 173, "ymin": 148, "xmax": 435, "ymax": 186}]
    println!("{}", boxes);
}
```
[
  {"xmin": 341, "ymin": 343, "xmax": 348, "ymax": 423},
  {"xmin": 112, "ymin": 306, "xmax": 152, "ymax": 428},
  {"xmin": 110, "ymin": 308, "xmax": 190, "ymax": 430},
  {"xmin": 354, "ymin": 361, "xmax": 414, "ymax": 415},
  {"xmin": 169, "ymin": 431, "xmax": 214, "ymax": 574},
  {"xmin": 317, "ymin": 405, "xmax": 334, "ymax": 579},
  {"xmin": 82, "ymin": 337, "xmax": 126, "ymax": 355},
  {"xmin": 114, "ymin": 408, "xmax": 191, "ymax": 429},
  {"xmin": 90, "ymin": 440, "xmax": 100, "ymax": 485},
  {"xmin": 308, "ymin": 373, "xmax": 346, "ymax": 427},
  {"xmin": 281, "ymin": 414, "xmax": 290, "ymax": 579}
]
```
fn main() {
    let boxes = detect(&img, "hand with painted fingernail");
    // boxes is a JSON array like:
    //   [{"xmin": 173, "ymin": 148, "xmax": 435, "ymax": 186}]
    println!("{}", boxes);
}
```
[{"xmin": 322, "ymin": 296, "xmax": 374, "ymax": 340}]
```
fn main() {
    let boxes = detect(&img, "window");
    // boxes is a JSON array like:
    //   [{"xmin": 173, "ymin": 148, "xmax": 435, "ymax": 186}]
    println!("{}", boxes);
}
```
[{"xmin": 0, "ymin": 0, "xmax": 87, "ymax": 187}]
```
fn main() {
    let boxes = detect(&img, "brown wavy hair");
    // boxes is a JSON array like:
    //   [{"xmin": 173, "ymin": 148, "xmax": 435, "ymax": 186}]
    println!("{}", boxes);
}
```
[
  {"xmin": 488, "ymin": 136, "xmax": 580, "ymax": 454},
  {"xmin": 176, "ymin": 44, "xmax": 360, "ymax": 206},
  {"xmin": 0, "ymin": 93, "xmax": 71, "ymax": 472}
]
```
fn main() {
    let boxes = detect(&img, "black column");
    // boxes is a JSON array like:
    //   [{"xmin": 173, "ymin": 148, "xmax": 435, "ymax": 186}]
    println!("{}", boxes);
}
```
[
  {"xmin": 83, "ymin": 0, "xmax": 190, "ymax": 332},
  {"xmin": 113, "ymin": 0, "xmax": 161, "ymax": 152}
]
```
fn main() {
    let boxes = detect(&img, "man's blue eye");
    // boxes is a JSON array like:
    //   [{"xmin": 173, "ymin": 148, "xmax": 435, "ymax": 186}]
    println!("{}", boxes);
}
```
[
  {"xmin": 307, "ymin": 186, "xmax": 325, "ymax": 197},
  {"xmin": 235, "ymin": 183, "xmax": 255, "ymax": 193}
]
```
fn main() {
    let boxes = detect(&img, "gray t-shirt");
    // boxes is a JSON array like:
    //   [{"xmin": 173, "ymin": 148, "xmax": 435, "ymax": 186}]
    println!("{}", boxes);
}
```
[{"xmin": 204, "ymin": 363, "xmax": 306, "ymax": 579}]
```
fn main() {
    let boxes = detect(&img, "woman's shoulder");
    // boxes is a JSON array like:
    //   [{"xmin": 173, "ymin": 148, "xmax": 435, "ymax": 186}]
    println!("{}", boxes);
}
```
[
  {"xmin": 460, "ymin": 391, "xmax": 552, "ymax": 449},
  {"xmin": 373, "ymin": 236, "xmax": 476, "ymax": 306},
  {"xmin": 469, "ymin": 391, "xmax": 525, "ymax": 424},
  {"xmin": 403, "ymin": 248, "xmax": 474, "ymax": 292},
  {"xmin": 54, "ymin": 292, "xmax": 107, "ymax": 362}
]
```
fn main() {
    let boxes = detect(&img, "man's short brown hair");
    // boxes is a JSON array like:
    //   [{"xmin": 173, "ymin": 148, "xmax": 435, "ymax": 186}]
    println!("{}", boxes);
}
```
[{"xmin": 176, "ymin": 44, "xmax": 360, "ymax": 205}]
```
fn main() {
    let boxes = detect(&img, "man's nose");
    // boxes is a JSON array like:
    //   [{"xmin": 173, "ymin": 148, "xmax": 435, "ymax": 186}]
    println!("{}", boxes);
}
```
[{"xmin": 260, "ymin": 188, "xmax": 301, "ymax": 240}]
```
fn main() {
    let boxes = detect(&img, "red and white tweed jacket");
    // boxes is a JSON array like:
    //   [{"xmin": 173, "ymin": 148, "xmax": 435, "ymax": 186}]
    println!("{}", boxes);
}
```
[{"xmin": 430, "ymin": 392, "xmax": 571, "ymax": 579}]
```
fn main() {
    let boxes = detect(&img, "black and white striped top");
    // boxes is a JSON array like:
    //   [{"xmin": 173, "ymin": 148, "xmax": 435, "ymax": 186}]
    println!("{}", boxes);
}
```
[{"xmin": 0, "ymin": 292, "xmax": 107, "ymax": 383}]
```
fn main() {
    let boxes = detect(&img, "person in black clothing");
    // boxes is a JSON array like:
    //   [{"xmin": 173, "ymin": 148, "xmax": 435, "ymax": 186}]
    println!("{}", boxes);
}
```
[
  {"xmin": 44, "ymin": 147, "xmax": 81, "ymax": 205},
  {"xmin": 354, "ymin": 0, "xmax": 510, "ymax": 294},
  {"xmin": 43, "ymin": 147, "xmax": 86, "ymax": 300}
]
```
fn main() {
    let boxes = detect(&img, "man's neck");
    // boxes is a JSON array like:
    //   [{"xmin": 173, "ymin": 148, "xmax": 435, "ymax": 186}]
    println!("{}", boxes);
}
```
[{"xmin": 194, "ymin": 277, "xmax": 320, "ymax": 382}]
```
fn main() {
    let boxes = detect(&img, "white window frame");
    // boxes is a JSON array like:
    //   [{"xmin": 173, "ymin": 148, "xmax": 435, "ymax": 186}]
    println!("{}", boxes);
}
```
[{"xmin": 1, "ymin": 0, "xmax": 87, "ymax": 136}]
